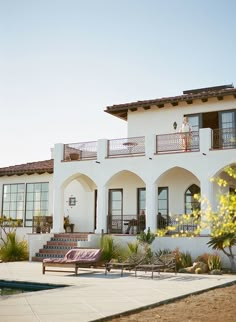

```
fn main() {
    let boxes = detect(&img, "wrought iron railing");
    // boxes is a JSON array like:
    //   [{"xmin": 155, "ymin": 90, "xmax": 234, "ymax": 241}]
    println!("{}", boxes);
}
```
[
  {"xmin": 107, "ymin": 213, "xmax": 199, "ymax": 235},
  {"xmin": 167, "ymin": 216, "xmax": 200, "ymax": 235},
  {"xmin": 64, "ymin": 141, "xmax": 97, "ymax": 161},
  {"xmin": 107, "ymin": 214, "xmax": 146, "ymax": 234},
  {"xmin": 108, "ymin": 136, "xmax": 145, "ymax": 158},
  {"xmin": 156, "ymin": 131, "xmax": 200, "ymax": 154},
  {"xmin": 212, "ymin": 128, "xmax": 236, "ymax": 149}
]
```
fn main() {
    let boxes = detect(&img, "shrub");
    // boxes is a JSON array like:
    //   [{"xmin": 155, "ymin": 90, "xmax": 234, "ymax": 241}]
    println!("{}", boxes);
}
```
[
  {"xmin": 127, "ymin": 241, "xmax": 139, "ymax": 254},
  {"xmin": 0, "ymin": 232, "xmax": 28, "ymax": 262},
  {"xmin": 155, "ymin": 248, "xmax": 172, "ymax": 257},
  {"xmin": 194, "ymin": 253, "xmax": 210, "ymax": 264},
  {"xmin": 100, "ymin": 235, "xmax": 126, "ymax": 261},
  {"xmin": 137, "ymin": 227, "xmax": 155, "ymax": 245},
  {"xmin": 208, "ymin": 253, "xmax": 222, "ymax": 271},
  {"xmin": 179, "ymin": 251, "xmax": 192, "ymax": 268}
]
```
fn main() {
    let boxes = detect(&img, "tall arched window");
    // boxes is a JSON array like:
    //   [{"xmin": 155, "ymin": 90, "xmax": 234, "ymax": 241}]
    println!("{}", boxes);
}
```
[{"xmin": 184, "ymin": 184, "xmax": 200, "ymax": 214}]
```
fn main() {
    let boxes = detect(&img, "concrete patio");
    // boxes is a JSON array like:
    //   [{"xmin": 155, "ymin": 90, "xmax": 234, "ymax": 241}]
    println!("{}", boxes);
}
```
[{"xmin": 0, "ymin": 261, "xmax": 235, "ymax": 322}]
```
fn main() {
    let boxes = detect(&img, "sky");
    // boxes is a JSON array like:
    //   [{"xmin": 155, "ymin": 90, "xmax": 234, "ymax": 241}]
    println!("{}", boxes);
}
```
[{"xmin": 0, "ymin": 0, "xmax": 236, "ymax": 167}]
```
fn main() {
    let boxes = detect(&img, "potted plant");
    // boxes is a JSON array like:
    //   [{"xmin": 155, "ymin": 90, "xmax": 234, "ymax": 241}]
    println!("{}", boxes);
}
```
[
  {"xmin": 69, "ymin": 152, "xmax": 80, "ymax": 160},
  {"xmin": 35, "ymin": 216, "xmax": 41, "ymax": 233}
]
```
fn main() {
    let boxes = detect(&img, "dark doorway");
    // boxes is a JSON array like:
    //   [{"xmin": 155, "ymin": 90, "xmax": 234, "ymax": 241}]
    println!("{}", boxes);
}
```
[{"xmin": 202, "ymin": 112, "xmax": 219, "ymax": 130}]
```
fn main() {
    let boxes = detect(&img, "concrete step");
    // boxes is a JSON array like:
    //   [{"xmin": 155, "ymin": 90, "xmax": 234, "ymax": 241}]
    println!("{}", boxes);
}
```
[
  {"xmin": 32, "ymin": 233, "xmax": 90, "ymax": 262},
  {"xmin": 43, "ymin": 244, "xmax": 77, "ymax": 250},
  {"xmin": 46, "ymin": 241, "xmax": 78, "ymax": 246}
]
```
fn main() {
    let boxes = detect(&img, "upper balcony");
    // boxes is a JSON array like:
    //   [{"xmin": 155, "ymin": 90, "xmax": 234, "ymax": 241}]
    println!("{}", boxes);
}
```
[{"xmin": 62, "ymin": 128, "xmax": 236, "ymax": 162}]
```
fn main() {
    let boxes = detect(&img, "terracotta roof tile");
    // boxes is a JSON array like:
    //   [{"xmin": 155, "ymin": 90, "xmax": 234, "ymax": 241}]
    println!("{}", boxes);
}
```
[
  {"xmin": 0, "ymin": 159, "xmax": 54, "ymax": 177},
  {"xmin": 105, "ymin": 86, "xmax": 236, "ymax": 120}
]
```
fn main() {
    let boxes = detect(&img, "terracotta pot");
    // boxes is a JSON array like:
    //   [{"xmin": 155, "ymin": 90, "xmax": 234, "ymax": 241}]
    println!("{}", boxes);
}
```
[{"xmin": 69, "ymin": 153, "xmax": 79, "ymax": 160}]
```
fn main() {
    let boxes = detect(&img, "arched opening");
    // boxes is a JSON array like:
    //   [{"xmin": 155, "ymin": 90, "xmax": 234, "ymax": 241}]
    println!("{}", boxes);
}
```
[{"xmin": 184, "ymin": 184, "xmax": 200, "ymax": 214}]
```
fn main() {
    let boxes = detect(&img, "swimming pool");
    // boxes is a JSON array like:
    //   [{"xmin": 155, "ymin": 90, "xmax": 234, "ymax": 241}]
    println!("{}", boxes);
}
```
[{"xmin": 0, "ymin": 280, "xmax": 68, "ymax": 296}]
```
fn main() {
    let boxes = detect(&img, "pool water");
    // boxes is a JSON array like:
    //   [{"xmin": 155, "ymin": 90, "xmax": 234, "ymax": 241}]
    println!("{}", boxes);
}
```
[{"xmin": 0, "ymin": 280, "xmax": 67, "ymax": 296}]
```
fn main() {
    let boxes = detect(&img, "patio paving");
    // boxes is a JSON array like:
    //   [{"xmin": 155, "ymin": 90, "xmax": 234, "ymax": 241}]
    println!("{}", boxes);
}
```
[{"xmin": 0, "ymin": 261, "xmax": 235, "ymax": 322}]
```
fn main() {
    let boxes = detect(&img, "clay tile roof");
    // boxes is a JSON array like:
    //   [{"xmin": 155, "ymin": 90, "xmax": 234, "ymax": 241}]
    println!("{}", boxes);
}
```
[
  {"xmin": 105, "ymin": 84, "xmax": 236, "ymax": 120},
  {"xmin": 0, "ymin": 159, "xmax": 54, "ymax": 177}
]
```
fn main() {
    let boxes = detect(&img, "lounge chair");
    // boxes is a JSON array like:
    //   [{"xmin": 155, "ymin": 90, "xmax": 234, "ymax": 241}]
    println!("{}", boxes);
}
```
[
  {"xmin": 42, "ymin": 248, "xmax": 102, "ymax": 275},
  {"xmin": 134, "ymin": 253, "xmax": 177, "ymax": 279},
  {"xmin": 105, "ymin": 253, "xmax": 146, "ymax": 277}
]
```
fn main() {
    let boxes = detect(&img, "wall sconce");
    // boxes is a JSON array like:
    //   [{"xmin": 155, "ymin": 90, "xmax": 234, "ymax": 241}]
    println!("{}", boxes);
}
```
[
  {"xmin": 173, "ymin": 121, "xmax": 177, "ymax": 130},
  {"xmin": 68, "ymin": 197, "xmax": 77, "ymax": 206}
]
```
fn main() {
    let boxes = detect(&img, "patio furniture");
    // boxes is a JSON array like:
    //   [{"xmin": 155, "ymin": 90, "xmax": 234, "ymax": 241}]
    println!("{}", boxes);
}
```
[
  {"xmin": 42, "ymin": 248, "xmax": 102, "ymax": 275},
  {"xmin": 134, "ymin": 253, "xmax": 177, "ymax": 279},
  {"xmin": 105, "ymin": 253, "xmax": 146, "ymax": 277}
]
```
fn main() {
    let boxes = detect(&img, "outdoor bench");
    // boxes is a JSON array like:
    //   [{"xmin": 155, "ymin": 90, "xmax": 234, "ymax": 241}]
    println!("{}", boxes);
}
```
[
  {"xmin": 42, "ymin": 248, "xmax": 102, "ymax": 275},
  {"xmin": 105, "ymin": 254, "xmax": 146, "ymax": 277},
  {"xmin": 134, "ymin": 253, "xmax": 177, "ymax": 279}
]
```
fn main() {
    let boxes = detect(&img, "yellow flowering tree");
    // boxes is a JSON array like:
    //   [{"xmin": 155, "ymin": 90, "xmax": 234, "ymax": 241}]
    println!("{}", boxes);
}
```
[{"xmin": 202, "ymin": 166, "xmax": 236, "ymax": 272}]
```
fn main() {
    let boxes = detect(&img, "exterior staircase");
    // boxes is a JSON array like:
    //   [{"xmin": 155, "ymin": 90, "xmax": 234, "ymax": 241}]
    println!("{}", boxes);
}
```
[{"xmin": 32, "ymin": 233, "xmax": 89, "ymax": 262}]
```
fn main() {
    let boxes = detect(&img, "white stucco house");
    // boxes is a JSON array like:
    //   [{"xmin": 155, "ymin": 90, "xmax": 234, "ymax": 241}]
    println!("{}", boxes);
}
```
[{"xmin": 0, "ymin": 84, "xmax": 235, "ymax": 264}]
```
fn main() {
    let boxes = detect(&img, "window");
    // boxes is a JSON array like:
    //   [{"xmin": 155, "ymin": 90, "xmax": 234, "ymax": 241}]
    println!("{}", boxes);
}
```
[
  {"xmin": 109, "ymin": 189, "xmax": 123, "ymax": 217},
  {"xmin": 108, "ymin": 189, "xmax": 123, "ymax": 233},
  {"xmin": 137, "ymin": 188, "xmax": 146, "ymax": 214},
  {"xmin": 25, "ymin": 183, "xmax": 49, "ymax": 227},
  {"xmin": 220, "ymin": 111, "xmax": 236, "ymax": 129},
  {"xmin": 184, "ymin": 184, "xmax": 200, "ymax": 214},
  {"xmin": 158, "ymin": 187, "xmax": 169, "ymax": 226},
  {"xmin": 187, "ymin": 114, "xmax": 200, "ymax": 131},
  {"xmin": 2, "ymin": 184, "xmax": 25, "ymax": 220},
  {"xmin": 2, "ymin": 182, "xmax": 49, "ymax": 227}
]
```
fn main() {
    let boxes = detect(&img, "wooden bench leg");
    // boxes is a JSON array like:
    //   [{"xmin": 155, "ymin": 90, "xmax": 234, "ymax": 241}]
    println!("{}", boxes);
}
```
[{"xmin": 75, "ymin": 265, "xmax": 79, "ymax": 275}]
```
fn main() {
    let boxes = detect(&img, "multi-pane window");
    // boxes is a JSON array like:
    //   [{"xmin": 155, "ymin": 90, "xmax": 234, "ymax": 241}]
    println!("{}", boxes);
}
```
[
  {"xmin": 25, "ymin": 183, "xmax": 49, "ymax": 227},
  {"xmin": 2, "ymin": 184, "xmax": 25, "ymax": 220},
  {"xmin": 158, "ymin": 187, "xmax": 169, "ymax": 225},
  {"xmin": 2, "ymin": 182, "xmax": 49, "ymax": 227},
  {"xmin": 109, "ymin": 189, "xmax": 123, "ymax": 218},
  {"xmin": 184, "ymin": 184, "xmax": 200, "ymax": 214},
  {"xmin": 137, "ymin": 188, "xmax": 146, "ymax": 214},
  {"xmin": 220, "ymin": 111, "xmax": 236, "ymax": 129}
]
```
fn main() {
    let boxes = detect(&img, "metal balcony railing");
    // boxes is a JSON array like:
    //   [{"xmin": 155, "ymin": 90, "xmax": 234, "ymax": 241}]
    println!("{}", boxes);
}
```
[
  {"xmin": 156, "ymin": 131, "xmax": 200, "ymax": 154},
  {"xmin": 107, "ymin": 214, "xmax": 146, "ymax": 234},
  {"xmin": 212, "ymin": 128, "xmax": 236, "ymax": 149},
  {"xmin": 108, "ymin": 136, "xmax": 145, "ymax": 158},
  {"xmin": 107, "ymin": 213, "xmax": 199, "ymax": 235},
  {"xmin": 64, "ymin": 141, "xmax": 97, "ymax": 161},
  {"xmin": 166, "ymin": 216, "xmax": 200, "ymax": 235}
]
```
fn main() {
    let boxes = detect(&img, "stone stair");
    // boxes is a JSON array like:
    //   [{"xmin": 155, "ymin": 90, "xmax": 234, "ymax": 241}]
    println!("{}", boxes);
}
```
[{"xmin": 31, "ymin": 233, "xmax": 89, "ymax": 262}]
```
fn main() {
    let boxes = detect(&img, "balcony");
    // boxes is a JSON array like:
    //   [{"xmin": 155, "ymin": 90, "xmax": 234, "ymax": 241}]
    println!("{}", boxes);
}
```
[
  {"xmin": 64, "ymin": 141, "xmax": 98, "ymax": 161},
  {"xmin": 156, "ymin": 131, "xmax": 200, "ymax": 154},
  {"xmin": 62, "ymin": 128, "xmax": 236, "ymax": 162},
  {"xmin": 108, "ymin": 136, "xmax": 145, "ymax": 158},
  {"xmin": 212, "ymin": 128, "xmax": 236, "ymax": 149}
]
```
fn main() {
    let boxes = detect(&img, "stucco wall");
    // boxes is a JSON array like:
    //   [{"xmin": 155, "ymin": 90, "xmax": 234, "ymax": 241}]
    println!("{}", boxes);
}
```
[
  {"xmin": 127, "ymin": 97, "xmax": 236, "ymax": 137},
  {"xmin": 109, "ymin": 235, "xmax": 235, "ymax": 269}
]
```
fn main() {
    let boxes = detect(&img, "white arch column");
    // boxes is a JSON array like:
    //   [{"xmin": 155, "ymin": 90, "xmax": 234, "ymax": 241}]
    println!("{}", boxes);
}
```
[
  {"xmin": 51, "ymin": 143, "xmax": 65, "ymax": 233},
  {"xmin": 51, "ymin": 186, "xmax": 65, "ymax": 233},
  {"xmin": 95, "ymin": 184, "xmax": 108, "ymax": 234},
  {"xmin": 145, "ymin": 182, "xmax": 157, "ymax": 232}
]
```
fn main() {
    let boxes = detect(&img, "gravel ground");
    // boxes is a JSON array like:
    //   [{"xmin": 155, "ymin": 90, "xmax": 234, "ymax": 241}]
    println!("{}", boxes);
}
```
[{"xmin": 108, "ymin": 283, "xmax": 236, "ymax": 322}]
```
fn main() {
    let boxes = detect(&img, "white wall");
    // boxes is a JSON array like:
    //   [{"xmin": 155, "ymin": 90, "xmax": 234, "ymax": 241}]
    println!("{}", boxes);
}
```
[
  {"xmin": 65, "ymin": 180, "xmax": 95, "ymax": 232},
  {"xmin": 127, "ymin": 97, "xmax": 236, "ymax": 137},
  {"xmin": 110, "ymin": 235, "xmax": 235, "ymax": 269}
]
